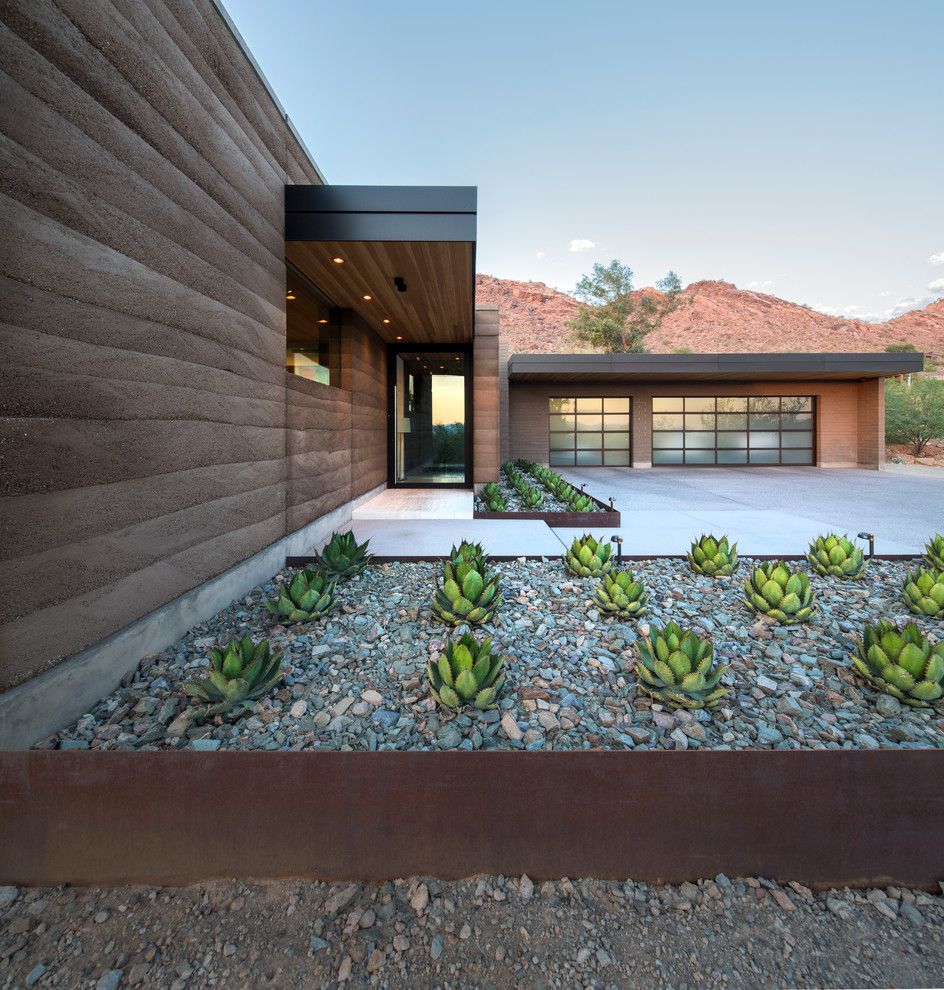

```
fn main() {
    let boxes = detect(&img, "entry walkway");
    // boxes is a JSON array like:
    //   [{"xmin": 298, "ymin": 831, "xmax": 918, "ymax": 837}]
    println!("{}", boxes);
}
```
[{"xmin": 307, "ymin": 468, "xmax": 933, "ymax": 559}]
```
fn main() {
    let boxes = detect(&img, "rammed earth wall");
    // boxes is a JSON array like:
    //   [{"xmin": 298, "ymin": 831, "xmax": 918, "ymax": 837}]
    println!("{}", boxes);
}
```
[{"xmin": 0, "ymin": 0, "xmax": 386, "ymax": 691}]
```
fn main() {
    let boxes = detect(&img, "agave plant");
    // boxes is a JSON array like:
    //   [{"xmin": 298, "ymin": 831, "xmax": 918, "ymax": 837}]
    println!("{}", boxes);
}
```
[
  {"xmin": 183, "ymin": 636, "xmax": 284, "ymax": 720},
  {"xmin": 266, "ymin": 567, "xmax": 337, "ymax": 623},
  {"xmin": 688, "ymin": 535, "xmax": 739, "ymax": 577},
  {"xmin": 926, "ymin": 534, "xmax": 944, "ymax": 571},
  {"xmin": 427, "ymin": 632, "xmax": 507, "ymax": 710},
  {"xmin": 635, "ymin": 621, "xmax": 729, "ymax": 709},
  {"xmin": 321, "ymin": 531, "xmax": 372, "ymax": 580},
  {"xmin": 902, "ymin": 566, "xmax": 944, "ymax": 618},
  {"xmin": 806, "ymin": 534, "xmax": 866, "ymax": 580},
  {"xmin": 852, "ymin": 619, "xmax": 944, "ymax": 708},
  {"xmin": 593, "ymin": 568, "xmax": 648, "ymax": 618},
  {"xmin": 480, "ymin": 483, "xmax": 508, "ymax": 512},
  {"xmin": 519, "ymin": 486, "xmax": 544, "ymax": 509},
  {"xmin": 742, "ymin": 561, "xmax": 815, "ymax": 624},
  {"xmin": 567, "ymin": 493, "xmax": 596, "ymax": 513},
  {"xmin": 432, "ymin": 545, "xmax": 502, "ymax": 626},
  {"xmin": 563, "ymin": 533, "xmax": 613, "ymax": 578}
]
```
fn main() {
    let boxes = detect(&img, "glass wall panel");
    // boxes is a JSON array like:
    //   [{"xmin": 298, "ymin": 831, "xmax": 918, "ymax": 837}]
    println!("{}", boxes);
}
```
[
  {"xmin": 576, "ymin": 432, "xmax": 603, "ymax": 449},
  {"xmin": 604, "ymin": 397, "xmax": 631, "ymax": 413},
  {"xmin": 285, "ymin": 261, "xmax": 340, "ymax": 386},
  {"xmin": 576, "ymin": 398, "xmax": 603, "ymax": 412},
  {"xmin": 603, "ymin": 432, "xmax": 630, "ymax": 449},
  {"xmin": 651, "ymin": 395, "xmax": 815, "ymax": 466},
  {"xmin": 603, "ymin": 414, "xmax": 631, "ymax": 431},
  {"xmin": 393, "ymin": 350, "xmax": 467, "ymax": 484},
  {"xmin": 603, "ymin": 450, "xmax": 631, "ymax": 466},
  {"xmin": 576, "ymin": 450, "xmax": 603, "ymax": 465},
  {"xmin": 549, "ymin": 398, "xmax": 575, "ymax": 413},
  {"xmin": 550, "ymin": 450, "xmax": 575, "ymax": 466}
]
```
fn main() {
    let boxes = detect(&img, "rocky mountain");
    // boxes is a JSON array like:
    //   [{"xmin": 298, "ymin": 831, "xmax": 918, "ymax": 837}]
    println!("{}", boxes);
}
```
[{"xmin": 475, "ymin": 274, "xmax": 944, "ymax": 360}]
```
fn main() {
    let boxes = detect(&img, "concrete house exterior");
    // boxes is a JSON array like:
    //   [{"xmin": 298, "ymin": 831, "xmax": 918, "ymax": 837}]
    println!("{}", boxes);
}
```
[{"xmin": 0, "ymin": 0, "xmax": 923, "ymax": 745}]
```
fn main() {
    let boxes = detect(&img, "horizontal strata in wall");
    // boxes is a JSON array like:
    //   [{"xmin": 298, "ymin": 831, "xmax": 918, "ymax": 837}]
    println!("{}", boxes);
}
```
[{"xmin": 0, "ymin": 0, "xmax": 389, "ymax": 692}]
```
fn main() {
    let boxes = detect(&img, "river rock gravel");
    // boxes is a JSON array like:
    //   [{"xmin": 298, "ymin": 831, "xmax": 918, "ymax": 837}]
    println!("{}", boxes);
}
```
[
  {"xmin": 43, "ymin": 557, "xmax": 944, "ymax": 752},
  {"xmin": 1, "ymin": 875, "xmax": 942, "ymax": 989}
]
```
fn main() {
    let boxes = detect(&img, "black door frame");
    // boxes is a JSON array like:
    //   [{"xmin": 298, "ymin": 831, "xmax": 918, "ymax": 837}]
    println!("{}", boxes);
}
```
[{"xmin": 386, "ymin": 343, "xmax": 473, "ymax": 488}]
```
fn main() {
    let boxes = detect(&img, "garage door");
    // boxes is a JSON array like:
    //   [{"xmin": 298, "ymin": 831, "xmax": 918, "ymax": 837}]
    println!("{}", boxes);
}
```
[
  {"xmin": 549, "ymin": 397, "xmax": 631, "ymax": 466},
  {"xmin": 651, "ymin": 396, "xmax": 814, "ymax": 465}
]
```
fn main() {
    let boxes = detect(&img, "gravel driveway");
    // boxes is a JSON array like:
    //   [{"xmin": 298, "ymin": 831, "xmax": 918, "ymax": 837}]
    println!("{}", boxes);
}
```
[{"xmin": 2, "ymin": 875, "xmax": 942, "ymax": 989}]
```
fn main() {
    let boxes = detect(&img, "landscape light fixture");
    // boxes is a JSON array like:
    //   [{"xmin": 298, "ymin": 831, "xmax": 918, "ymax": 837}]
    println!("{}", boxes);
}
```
[
  {"xmin": 608, "ymin": 496, "xmax": 615, "ymax": 510},
  {"xmin": 610, "ymin": 535, "xmax": 623, "ymax": 566},
  {"xmin": 857, "ymin": 531, "xmax": 875, "ymax": 558}
]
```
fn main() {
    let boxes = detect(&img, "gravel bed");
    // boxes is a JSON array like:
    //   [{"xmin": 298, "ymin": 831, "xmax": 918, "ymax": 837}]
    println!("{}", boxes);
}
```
[
  {"xmin": 2, "ymin": 875, "xmax": 943, "ymax": 989},
  {"xmin": 44, "ymin": 558, "xmax": 944, "ymax": 753}
]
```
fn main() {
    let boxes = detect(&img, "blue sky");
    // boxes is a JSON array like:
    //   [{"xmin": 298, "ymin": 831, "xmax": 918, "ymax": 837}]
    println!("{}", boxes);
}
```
[{"xmin": 226, "ymin": 0, "xmax": 944, "ymax": 321}]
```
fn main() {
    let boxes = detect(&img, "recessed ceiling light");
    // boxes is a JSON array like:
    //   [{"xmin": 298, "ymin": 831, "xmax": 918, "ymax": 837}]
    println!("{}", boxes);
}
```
[
  {"xmin": 383, "ymin": 318, "xmax": 391, "ymax": 324},
  {"xmin": 396, "ymin": 335, "xmax": 403, "ymax": 340},
  {"xmin": 363, "ymin": 294, "xmax": 372, "ymax": 301},
  {"xmin": 286, "ymin": 292, "xmax": 296, "ymax": 300},
  {"xmin": 317, "ymin": 318, "xmax": 328, "ymax": 324},
  {"xmin": 332, "ymin": 257, "xmax": 344, "ymax": 264}
]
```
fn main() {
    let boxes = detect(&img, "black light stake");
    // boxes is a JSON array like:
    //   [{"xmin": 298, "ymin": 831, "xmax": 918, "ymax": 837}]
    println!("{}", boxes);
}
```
[
  {"xmin": 611, "ymin": 535, "xmax": 623, "ymax": 566},
  {"xmin": 857, "ymin": 531, "xmax": 875, "ymax": 558}
]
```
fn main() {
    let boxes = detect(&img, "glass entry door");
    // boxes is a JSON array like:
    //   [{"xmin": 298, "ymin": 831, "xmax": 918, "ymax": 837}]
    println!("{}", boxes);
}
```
[{"xmin": 390, "ymin": 348, "xmax": 470, "ymax": 486}]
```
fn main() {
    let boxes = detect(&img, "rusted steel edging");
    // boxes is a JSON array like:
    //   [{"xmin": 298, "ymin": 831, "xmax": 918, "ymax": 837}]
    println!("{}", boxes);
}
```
[
  {"xmin": 287, "ymin": 554, "xmax": 921, "ymax": 566},
  {"xmin": 1, "ymin": 750, "xmax": 942, "ymax": 889},
  {"xmin": 473, "ymin": 488, "xmax": 620, "ymax": 528}
]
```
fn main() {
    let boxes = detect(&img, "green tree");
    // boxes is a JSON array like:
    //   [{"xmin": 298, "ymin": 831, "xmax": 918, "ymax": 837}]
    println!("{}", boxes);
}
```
[
  {"xmin": 566, "ymin": 260, "xmax": 689, "ymax": 353},
  {"xmin": 885, "ymin": 376, "xmax": 944, "ymax": 454}
]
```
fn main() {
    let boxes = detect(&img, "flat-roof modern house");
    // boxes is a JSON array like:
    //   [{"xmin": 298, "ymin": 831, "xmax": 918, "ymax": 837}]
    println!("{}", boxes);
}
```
[{"xmin": 0, "ymin": 0, "xmax": 924, "ymax": 745}]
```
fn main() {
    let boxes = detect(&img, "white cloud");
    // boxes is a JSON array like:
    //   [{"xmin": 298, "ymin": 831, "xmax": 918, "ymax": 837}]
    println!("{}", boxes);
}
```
[
  {"xmin": 842, "ymin": 304, "xmax": 860, "ymax": 314},
  {"xmin": 929, "ymin": 278, "xmax": 944, "ymax": 292},
  {"xmin": 928, "ymin": 252, "xmax": 944, "ymax": 266},
  {"xmin": 535, "ymin": 251, "xmax": 546, "ymax": 259},
  {"xmin": 747, "ymin": 279, "xmax": 774, "ymax": 290},
  {"xmin": 879, "ymin": 290, "xmax": 891, "ymax": 297},
  {"xmin": 568, "ymin": 239, "xmax": 595, "ymax": 253}
]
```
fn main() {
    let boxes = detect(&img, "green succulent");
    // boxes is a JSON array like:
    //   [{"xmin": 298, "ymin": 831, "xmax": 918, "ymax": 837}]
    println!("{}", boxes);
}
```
[
  {"xmin": 635, "ymin": 621, "xmax": 728, "ymax": 709},
  {"xmin": 449, "ymin": 540, "xmax": 488, "ymax": 570},
  {"xmin": 806, "ymin": 533, "xmax": 866, "ymax": 580},
  {"xmin": 480, "ymin": 483, "xmax": 508, "ymax": 512},
  {"xmin": 183, "ymin": 636, "xmax": 284, "ymax": 720},
  {"xmin": 742, "ymin": 561, "xmax": 815, "ymax": 624},
  {"xmin": 567, "ymin": 493, "xmax": 596, "ymax": 512},
  {"xmin": 687, "ymin": 534, "xmax": 739, "ymax": 577},
  {"xmin": 266, "ymin": 567, "xmax": 337, "ymax": 623},
  {"xmin": 432, "ymin": 549, "xmax": 502, "ymax": 626},
  {"xmin": 321, "ymin": 530, "xmax": 372, "ymax": 579},
  {"xmin": 519, "ymin": 486, "xmax": 545, "ymax": 509},
  {"xmin": 852, "ymin": 619, "xmax": 944, "ymax": 708},
  {"xmin": 563, "ymin": 534, "xmax": 613, "ymax": 578},
  {"xmin": 902, "ymin": 566, "xmax": 944, "ymax": 618},
  {"xmin": 925, "ymin": 534, "xmax": 944, "ymax": 571},
  {"xmin": 594, "ymin": 568, "xmax": 648, "ymax": 618},
  {"xmin": 427, "ymin": 632, "xmax": 507, "ymax": 710}
]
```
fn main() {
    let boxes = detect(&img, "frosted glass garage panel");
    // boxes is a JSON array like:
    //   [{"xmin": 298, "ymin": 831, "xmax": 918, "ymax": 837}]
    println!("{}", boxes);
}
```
[
  {"xmin": 548, "ymin": 397, "xmax": 631, "ymax": 467},
  {"xmin": 651, "ymin": 396, "xmax": 815, "ymax": 466}
]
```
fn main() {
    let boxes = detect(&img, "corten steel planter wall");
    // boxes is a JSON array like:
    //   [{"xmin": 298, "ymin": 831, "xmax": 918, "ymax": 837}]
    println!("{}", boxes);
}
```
[{"xmin": 1, "ymin": 751, "xmax": 943, "ymax": 889}]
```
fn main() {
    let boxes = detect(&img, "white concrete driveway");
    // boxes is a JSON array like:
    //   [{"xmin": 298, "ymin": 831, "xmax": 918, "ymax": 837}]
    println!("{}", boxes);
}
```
[{"xmin": 556, "ymin": 466, "xmax": 939, "ymax": 556}]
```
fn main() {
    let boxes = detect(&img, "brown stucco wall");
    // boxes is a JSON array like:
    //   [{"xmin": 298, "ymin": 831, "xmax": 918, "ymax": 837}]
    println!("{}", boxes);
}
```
[
  {"xmin": 0, "ymin": 0, "xmax": 387, "ymax": 691},
  {"xmin": 508, "ymin": 380, "xmax": 885, "ymax": 470}
]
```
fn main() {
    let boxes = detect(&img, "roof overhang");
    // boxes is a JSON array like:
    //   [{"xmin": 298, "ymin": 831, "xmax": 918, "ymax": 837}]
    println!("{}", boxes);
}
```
[
  {"xmin": 507, "ymin": 352, "xmax": 926, "ymax": 383},
  {"xmin": 285, "ymin": 185, "xmax": 476, "ymax": 344}
]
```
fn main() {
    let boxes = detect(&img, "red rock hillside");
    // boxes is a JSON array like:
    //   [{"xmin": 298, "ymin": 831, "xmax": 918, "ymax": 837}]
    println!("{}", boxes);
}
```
[{"xmin": 476, "ymin": 274, "xmax": 944, "ymax": 361}]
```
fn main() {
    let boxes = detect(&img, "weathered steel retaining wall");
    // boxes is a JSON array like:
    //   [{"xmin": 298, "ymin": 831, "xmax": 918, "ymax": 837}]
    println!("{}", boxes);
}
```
[{"xmin": 2, "ymin": 751, "xmax": 942, "ymax": 888}]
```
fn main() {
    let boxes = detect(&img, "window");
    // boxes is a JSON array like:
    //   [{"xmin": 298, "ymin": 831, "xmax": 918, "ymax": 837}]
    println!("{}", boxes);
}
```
[
  {"xmin": 548, "ymin": 397, "xmax": 631, "ymax": 466},
  {"xmin": 651, "ymin": 396, "xmax": 814, "ymax": 465},
  {"xmin": 285, "ymin": 261, "xmax": 340, "ymax": 386}
]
